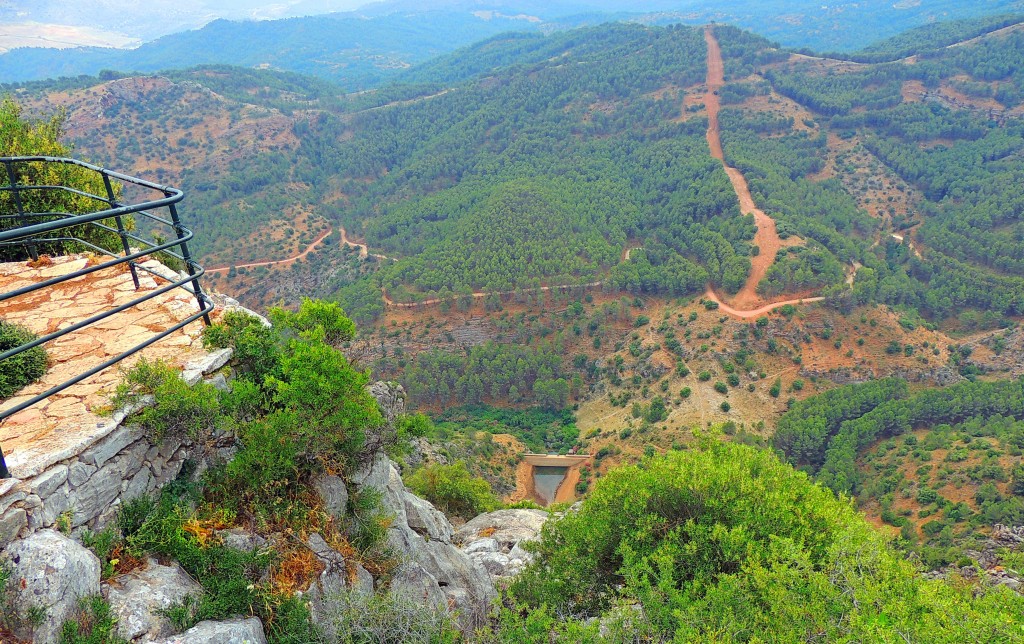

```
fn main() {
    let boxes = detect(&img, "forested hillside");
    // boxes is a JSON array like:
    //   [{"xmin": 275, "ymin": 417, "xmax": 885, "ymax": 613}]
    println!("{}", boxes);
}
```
[{"xmin": 9, "ymin": 16, "xmax": 1024, "ymax": 424}]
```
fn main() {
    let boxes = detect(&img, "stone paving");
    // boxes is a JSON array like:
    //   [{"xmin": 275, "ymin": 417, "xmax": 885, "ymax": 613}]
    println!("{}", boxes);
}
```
[{"xmin": 0, "ymin": 255, "xmax": 213, "ymax": 478}]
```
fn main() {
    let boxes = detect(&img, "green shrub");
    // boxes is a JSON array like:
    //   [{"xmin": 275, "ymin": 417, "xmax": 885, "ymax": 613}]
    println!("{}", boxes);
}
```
[
  {"xmin": 202, "ymin": 310, "xmax": 279, "ymax": 384},
  {"xmin": 269, "ymin": 298, "xmax": 356, "ymax": 345},
  {"xmin": 0, "ymin": 320, "xmax": 47, "ymax": 398},
  {"xmin": 316, "ymin": 588, "xmax": 459, "ymax": 643},
  {"xmin": 503, "ymin": 442, "xmax": 1024, "ymax": 641},
  {"xmin": 110, "ymin": 358, "xmax": 221, "ymax": 440},
  {"xmin": 59, "ymin": 596, "xmax": 127, "ymax": 644},
  {"xmin": 405, "ymin": 461, "xmax": 499, "ymax": 520}
]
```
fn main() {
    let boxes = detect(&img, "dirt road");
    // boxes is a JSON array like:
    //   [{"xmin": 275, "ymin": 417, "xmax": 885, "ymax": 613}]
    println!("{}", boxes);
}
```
[
  {"xmin": 703, "ymin": 27, "xmax": 784, "ymax": 311},
  {"xmin": 340, "ymin": 226, "xmax": 393, "ymax": 262},
  {"xmin": 704, "ymin": 289, "xmax": 825, "ymax": 318},
  {"xmin": 206, "ymin": 228, "xmax": 333, "ymax": 274}
]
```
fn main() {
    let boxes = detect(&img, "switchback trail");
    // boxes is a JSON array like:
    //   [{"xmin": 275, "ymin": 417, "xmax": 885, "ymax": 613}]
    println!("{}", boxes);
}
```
[
  {"xmin": 206, "ymin": 228, "xmax": 332, "ymax": 274},
  {"xmin": 703, "ymin": 26, "xmax": 785, "ymax": 312},
  {"xmin": 340, "ymin": 226, "xmax": 394, "ymax": 262}
]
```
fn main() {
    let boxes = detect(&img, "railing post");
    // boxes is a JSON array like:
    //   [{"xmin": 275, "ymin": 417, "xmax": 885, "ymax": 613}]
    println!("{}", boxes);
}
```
[
  {"xmin": 167, "ymin": 200, "xmax": 212, "ymax": 325},
  {"xmin": 0, "ymin": 445, "xmax": 9, "ymax": 479},
  {"xmin": 102, "ymin": 171, "xmax": 140, "ymax": 289},
  {"xmin": 3, "ymin": 159, "xmax": 39, "ymax": 261}
]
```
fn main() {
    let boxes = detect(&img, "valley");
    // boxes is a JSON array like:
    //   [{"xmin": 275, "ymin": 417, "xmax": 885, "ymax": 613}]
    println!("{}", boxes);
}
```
[{"xmin": 4, "ymin": 9, "xmax": 1024, "ymax": 642}]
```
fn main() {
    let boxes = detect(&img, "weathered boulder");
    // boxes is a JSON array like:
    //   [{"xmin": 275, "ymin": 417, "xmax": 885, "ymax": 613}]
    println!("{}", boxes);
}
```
[
  {"xmin": 305, "ymin": 533, "xmax": 374, "ymax": 629},
  {"xmin": 2, "ymin": 529, "xmax": 101, "ymax": 643},
  {"xmin": 463, "ymin": 538, "xmax": 499, "ymax": 556},
  {"xmin": 215, "ymin": 527, "xmax": 267, "ymax": 552},
  {"xmin": 153, "ymin": 617, "xmax": 267, "ymax": 644},
  {"xmin": 353, "ymin": 454, "xmax": 495, "ymax": 630},
  {"xmin": 367, "ymin": 381, "xmax": 405, "ymax": 426},
  {"xmin": 349, "ymin": 452, "xmax": 392, "ymax": 493},
  {"xmin": 313, "ymin": 474, "xmax": 349, "ymax": 521},
  {"xmin": 388, "ymin": 562, "xmax": 448, "ymax": 611},
  {"xmin": 456, "ymin": 509, "xmax": 548, "ymax": 549},
  {"xmin": 404, "ymin": 491, "xmax": 454, "ymax": 543},
  {"xmin": 456, "ymin": 509, "xmax": 549, "ymax": 580},
  {"xmin": 104, "ymin": 558, "xmax": 203, "ymax": 642},
  {"xmin": 475, "ymin": 552, "xmax": 512, "ymax": 576}
]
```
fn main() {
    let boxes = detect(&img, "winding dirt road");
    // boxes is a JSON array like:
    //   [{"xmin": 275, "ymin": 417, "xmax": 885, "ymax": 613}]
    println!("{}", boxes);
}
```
[
  {"xmin": 706, "ymin": 293, "xmax": 826, "ymax": 319},
  {"xmin": 206, "ymin": 228, "xmax": 333, "ymax": 274},
  {"xmin": 702, "ymin": 27, "xmax": 785, "ymax": 312},
  {"xmin": 339, "ymin": 226, "xmax": 394, "ymax": 262}
]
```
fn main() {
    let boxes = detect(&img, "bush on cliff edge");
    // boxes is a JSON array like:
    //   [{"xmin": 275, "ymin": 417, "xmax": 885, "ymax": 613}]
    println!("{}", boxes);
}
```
[{"xmin": 0, "ymin": 320, "xmax": 47, "ymax": 399}]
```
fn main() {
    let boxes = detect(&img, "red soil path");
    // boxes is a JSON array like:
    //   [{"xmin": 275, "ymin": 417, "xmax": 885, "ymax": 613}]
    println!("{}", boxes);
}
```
[
  {"xmin": 206, "ymin": 228, "xmax": 332, "ymax": 274},
  {"xmin": 702, "ymin": 26, "xmax": 785, "ymax": 312}
]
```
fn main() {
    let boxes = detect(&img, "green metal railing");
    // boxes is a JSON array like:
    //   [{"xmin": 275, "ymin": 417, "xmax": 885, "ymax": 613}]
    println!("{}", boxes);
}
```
[{"xmin": 0, "ymin": 157, "xmax": 214, "ymax": 478}]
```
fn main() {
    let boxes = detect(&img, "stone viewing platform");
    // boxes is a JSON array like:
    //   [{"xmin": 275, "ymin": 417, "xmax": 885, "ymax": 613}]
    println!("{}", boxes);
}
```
[{"xmin": 0, "ymin": 254, "xmax": 231, "ymax": 545}]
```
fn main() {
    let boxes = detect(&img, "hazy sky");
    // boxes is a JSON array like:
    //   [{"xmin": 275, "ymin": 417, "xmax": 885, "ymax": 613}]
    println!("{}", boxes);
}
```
[{"xmin": 0, "ymin": 0, "xmax": 378, "ymax": 46}]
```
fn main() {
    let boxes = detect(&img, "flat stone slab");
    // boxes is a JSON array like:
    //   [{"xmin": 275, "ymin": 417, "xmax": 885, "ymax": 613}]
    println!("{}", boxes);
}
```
[{"xmin": 0, "ymin": 255, "xmax": 220, "ymax": 479}]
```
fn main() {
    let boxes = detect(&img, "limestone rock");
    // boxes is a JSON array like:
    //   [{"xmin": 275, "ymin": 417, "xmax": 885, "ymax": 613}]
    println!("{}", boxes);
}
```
[
  {"xmin": 475, "ymin": 552, "xmax": 512, "ymax": 576},
  {"xmin": 455, "ymin": 509, "xmax": 548, "ymax": 549},
  {"xmin": 367, "ymin": 381, "xmax": 405, "ymax": 426},
  {"xmin": 456, "ymin": 509, "xmax": 549, "ymax": 581},
  {"xmin": 154, "ymin": 617, "xmax": 267, "ymax": 644},
  {"xmin": 105, "ymin": 559, "xmax": 203, "ymax": 642},
  {"xmin": 185, "ymin": 348, "xmax": 233, "ymax": 376},
  {"xmin": 349, "ymin": 452, "xmax": 391, "ymax": 492},
  {"xmin": 354, "ymin": 455, "xmax": 495, "ymax": 630},
  {"xmin": 3, "ymin": 529, "xmax": 101, "ymax": 643},
  {"xmin": 463, "ymin": 538, "xmax": 499, "ymax": 556},
  {"xmin": 313, "ymin": 474, "xmax": 349, "ymax": 521},
  {"xmin": 386, "ymin": 518, "xmax": 494, "ymax": 629},
  {"xmin": 305, "ymin": 533, "xmax": 374, "ymax": 629},
  {"xmin": 0, "ymin": 507, "xmax": 27, "ymax": 548},
  {"xmin": 404, "ymin": 491, "xmax": 454, "ymax": 543},
  {"xmin": 69, "ymin": 458, "xmax": 125, "ymax": 527},
  {"xmin": 389, "ymin": 562, "xmax": 448, "ymax": 611},
  {"xmin": 216, "ymin": 527, "xmax": 267, "ymax": 552}
]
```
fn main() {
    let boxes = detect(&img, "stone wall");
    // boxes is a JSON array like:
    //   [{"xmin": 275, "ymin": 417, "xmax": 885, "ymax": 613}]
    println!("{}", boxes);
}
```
[{"xmin": 0, "ymin": 348, "xmax": 233, "ymax": 548}]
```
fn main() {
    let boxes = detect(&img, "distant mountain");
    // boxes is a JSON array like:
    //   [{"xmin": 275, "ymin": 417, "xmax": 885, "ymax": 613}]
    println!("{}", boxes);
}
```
[
  {"xmin": 0, "ymin": 10, "xmax": 551, "ymax": 89},
  {"xmin": 3, "ymin": 0, "xmax": 1024, "ymax": 87}
]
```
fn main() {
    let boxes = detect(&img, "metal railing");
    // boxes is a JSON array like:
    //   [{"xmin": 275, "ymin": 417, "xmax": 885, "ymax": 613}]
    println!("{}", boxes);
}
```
[{"xmin": 0, "ymin": 156, "xmax": 215, "ymax": 478}]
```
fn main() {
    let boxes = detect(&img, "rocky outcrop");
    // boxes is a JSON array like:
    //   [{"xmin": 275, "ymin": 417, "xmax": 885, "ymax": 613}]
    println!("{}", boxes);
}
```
[
  {"xmin": 152, "ymin": 617, "xmax": 267, "ymax": 644},
  {"xmin": 404, "ymin": 491, "xmax": 455, "ymax": 543},
  {"xmin": 304, "ymin": 533, "xmax": 374, "ymax": 627},
  {"xmin": 104, "ymin": 559, "xmax": 204, "ymax": 642},
  {"xmin": 352, "ymin": 449, "xmax": 495, "ymax": 630},
  {"xmin": 921, "ymin": 524, "xmax": 1024, "ymax": 594},
  {"xmin": 2, "ymin": 529, "xmax": 101, "ymax": 643},
  {"xmin": 313, "ymin": 474, "xmax": 348, "ymax": 522},
  {"xmin": 455, "ymin": 509, "xmax": 549, "ymax": 580},
  {"xmin": 367, "ymin": 381, "xmax": 405, "ymax": 427}
]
